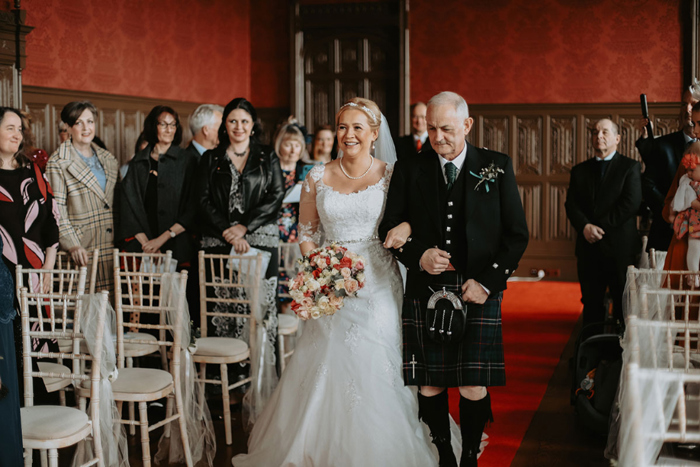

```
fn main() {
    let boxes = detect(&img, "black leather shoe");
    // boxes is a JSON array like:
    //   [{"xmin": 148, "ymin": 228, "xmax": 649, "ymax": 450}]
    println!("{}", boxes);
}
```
[{"xmin": 432, "ymin": 436, "xmax": 458, "ymax": 467}]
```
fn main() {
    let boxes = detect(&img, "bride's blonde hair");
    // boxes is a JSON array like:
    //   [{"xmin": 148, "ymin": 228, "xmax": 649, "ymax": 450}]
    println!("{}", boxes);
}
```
[{"xmin": 335, "ymin": 98, "xmax": 381, "ymax": 131}]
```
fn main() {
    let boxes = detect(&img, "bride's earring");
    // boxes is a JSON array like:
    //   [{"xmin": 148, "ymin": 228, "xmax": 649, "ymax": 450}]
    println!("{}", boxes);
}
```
[{"xmin": 372, "ymin": 140, "xmax": 376, "ymax": 150}]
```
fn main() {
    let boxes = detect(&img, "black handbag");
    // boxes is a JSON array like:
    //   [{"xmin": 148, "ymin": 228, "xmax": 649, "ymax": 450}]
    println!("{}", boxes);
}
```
[{"xmin": 426, "ymin": 287, "xmax": 468, "ymax": 344}]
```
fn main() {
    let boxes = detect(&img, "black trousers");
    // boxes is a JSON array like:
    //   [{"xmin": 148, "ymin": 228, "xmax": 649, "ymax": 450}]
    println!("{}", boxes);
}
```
[{"xmin": 576, "ymin": 251, "xmax": 628, "ymax": 328}]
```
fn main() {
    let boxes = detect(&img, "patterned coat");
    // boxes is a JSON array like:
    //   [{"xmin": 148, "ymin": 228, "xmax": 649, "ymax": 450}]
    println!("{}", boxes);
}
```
[{"xmin": 46, "ymin": 140, "xmax": 118, "ymax": 292}]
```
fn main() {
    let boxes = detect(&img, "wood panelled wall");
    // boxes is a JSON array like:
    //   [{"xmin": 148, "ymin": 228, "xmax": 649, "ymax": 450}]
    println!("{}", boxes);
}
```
[
  {"xmin": 467, "ymin": 102, "xmax": 678, "ymax": 281},
  {"xmin": 21, "ymin": 86, "xmax": 289, "ymax": 166},
  {"xmin": 20, "ymin": 86, "xmax": 678, "ymax": 281}
]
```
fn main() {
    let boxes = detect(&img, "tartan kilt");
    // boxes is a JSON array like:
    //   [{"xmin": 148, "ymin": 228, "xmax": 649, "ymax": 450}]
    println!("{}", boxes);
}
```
[{"xmin": 402, "ymin": 273, "xmax": 505, "ymax": 388}]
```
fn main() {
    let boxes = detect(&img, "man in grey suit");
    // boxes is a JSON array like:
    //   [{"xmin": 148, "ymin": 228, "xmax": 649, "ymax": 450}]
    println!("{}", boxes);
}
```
[{"xmin": 186, "ymin": 104, "xmax": 223, "ymax": 158}]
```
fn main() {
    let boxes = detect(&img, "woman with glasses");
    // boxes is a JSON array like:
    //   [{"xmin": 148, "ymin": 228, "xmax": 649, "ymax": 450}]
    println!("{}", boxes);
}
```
[
  {"xmin": 116, "ymin": 105, "xmax": 197, "ymax": 266},
  {"xmin": 46, "ymin": 101, "xmax": 119, "ymax": 292}
]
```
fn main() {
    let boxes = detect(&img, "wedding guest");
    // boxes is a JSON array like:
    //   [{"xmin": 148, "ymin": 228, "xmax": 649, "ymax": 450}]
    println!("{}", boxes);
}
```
[
  {"xmin": 0, "ymin": 107, "xmax": 59, "ymax": 408},
  {"xmin": 57, "ymin": 121, "xmax": 69, "ymax": 144},
  {"xmin": 196, "ymin": 97, "xmax": 285, "ymax": 279},
  {"xmin": 274, "ymin": 119, "xmax": 310, "ymax": 303},
  {"xmin": 663, "ymin": 102, "xmax": 700, "ymax": 274},
  {"xmin": 0, "ymin": 235, "xmax": 22, "ymax": 467},
  {"xmin": 395, "ymin": 102, "xmax": 431, "ymax": 160},
  {"xmin": 566, "ymin": 118, "xmax": 642, "ymax": 327},
  {"xmin": 46, "ymin": 101, "xmax": 119, "ymax": 292},
  {"xmin": 638, "ymin": 84, "xmax": 700, "ymax": 251},
  {"xmin": 309, "ymin": 125, "xmax": 335, "ymax": 164},
  {"xmin": 116, "ymin": 105, "xmax": 197, "ymax": 266},
  {"xmin": 186, "ymin": 104, "xmax": 223, "ymax": 158},
  {"xmin": 20, "ymin": 110, "xmax": 49, "ymax": 171}
]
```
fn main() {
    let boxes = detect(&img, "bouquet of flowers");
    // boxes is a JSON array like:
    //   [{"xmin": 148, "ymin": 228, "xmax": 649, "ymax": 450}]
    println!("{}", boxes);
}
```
[{"xmin": 290, "ymin": 244, "xmax": 365, "ymax": 320}]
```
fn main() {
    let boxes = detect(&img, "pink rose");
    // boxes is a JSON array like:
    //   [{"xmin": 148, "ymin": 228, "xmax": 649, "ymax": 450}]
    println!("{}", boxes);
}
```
[
  {"xmin": 329, "ymin": 294, "xmax": 343, "ymax": 309},
  {"xmin": 354, "ymin": 260, "xmax": 365, "ymax": 270},
  {"xmin": 340, "ymin": 267, "xmax": 352, "ymax": 279},
  {"xmin": 344, "ymin": 279, "xmax": 359, "ymax": 294},
  {"xmin": 300, "ymin": 297, "xmax": 314, "ymax": 309},
  {"xmin": 298, "ymin": 309, "xmax": 310, "ymax": 320}
]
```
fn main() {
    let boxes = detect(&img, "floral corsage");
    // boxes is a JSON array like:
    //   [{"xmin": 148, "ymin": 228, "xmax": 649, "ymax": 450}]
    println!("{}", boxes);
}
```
[
  {"xmin": 470, "ymin": 162, "xmax": 504, "ymax": 192},
  {"xmin": 290, "ymin": 244, "xmax": 366, "ymax": 320}
]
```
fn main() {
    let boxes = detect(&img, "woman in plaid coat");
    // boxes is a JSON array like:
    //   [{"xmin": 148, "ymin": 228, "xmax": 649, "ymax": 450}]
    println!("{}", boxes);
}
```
[{"xmin": 46, "ymin": 101, "xmax": 118, "ymax": 293}]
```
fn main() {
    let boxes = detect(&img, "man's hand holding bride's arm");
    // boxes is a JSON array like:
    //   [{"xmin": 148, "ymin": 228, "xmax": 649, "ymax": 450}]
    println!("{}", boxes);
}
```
[{"xmin": 383, "ymin": 222, "xmax": 412, "ymax": 249}]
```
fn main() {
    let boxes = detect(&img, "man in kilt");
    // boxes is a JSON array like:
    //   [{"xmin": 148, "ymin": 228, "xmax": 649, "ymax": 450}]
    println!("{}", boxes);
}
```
[{"xmin": 380, "ymin": 91, "xmax": 529, "ymax": 466}]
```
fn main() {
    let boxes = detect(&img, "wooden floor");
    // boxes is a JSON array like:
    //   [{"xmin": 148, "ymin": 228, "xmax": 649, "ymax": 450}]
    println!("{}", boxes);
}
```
[{"xmin": 53, "ymin": 319, "xmax": 614, "ymax": 467}]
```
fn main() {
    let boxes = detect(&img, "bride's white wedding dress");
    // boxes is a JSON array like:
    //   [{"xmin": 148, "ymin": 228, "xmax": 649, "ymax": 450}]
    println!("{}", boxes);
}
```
[{"xmin": 232, "ymin": 163, "xmax": 437, "ymax": 467}]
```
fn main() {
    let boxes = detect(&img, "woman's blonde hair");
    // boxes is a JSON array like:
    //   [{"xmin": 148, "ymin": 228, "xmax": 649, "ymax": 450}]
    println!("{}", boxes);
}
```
[
  {"xmin": 335, "ymin": 97, "xmax": 381, "ymax": 131},
  {"xmin": 274, "ymin": 119, "xmax": 309, "ymax": 162}
]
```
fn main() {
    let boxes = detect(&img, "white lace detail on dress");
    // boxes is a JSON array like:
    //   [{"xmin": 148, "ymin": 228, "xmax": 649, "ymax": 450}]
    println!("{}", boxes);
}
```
[
  {"xmin": 345, "ymin": 379, "xmax": 362, "ymax": 413},
  {"xmin": 383, "ymin": 359, "xmax": 399, "ymax": 388},
  {"xmin": 344, "ymin": 323, "xmax": 361, "ymax": 355},
  {"xmin": 303, "ymin": 164, "xmax": 325, "ymax": 193},
  {"xmin": 298, "ymin": 221, "xmax": 322, "ymax": 244}
]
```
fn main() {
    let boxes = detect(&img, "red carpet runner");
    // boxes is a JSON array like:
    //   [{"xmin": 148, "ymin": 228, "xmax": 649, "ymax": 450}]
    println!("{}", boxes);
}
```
[{"xmin": 448, "ymin": 281, "xmax": 582, "ymax": 466}]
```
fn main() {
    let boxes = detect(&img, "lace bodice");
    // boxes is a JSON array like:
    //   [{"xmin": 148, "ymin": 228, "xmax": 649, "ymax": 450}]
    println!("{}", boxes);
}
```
[{"xmin": 300, "ymin": 164, "xmax": 393, "ymax": 244}]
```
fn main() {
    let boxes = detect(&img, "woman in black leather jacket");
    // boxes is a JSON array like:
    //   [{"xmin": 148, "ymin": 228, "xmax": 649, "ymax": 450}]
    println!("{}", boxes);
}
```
[{"xmin": 196, "ymin": 98, "xmax": 284, "ymax": 278}]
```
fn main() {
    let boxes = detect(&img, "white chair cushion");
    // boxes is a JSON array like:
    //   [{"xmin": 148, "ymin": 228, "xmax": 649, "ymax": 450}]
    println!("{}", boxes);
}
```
[
  {"xmin": 57, "ymin": 338, "xmax": 89, "ymax": 353},
  {"xmin": 109, "ymin": 368, "xmax": 173, "ymax": 395},
  {"xmin": 37, "ymin": 362, "xmax": 73, "ymax": 392},
  {"xmin": 193, "ymin": 337, "xmax": 248, "ymax": 358},
  {"xmin": 21, "ymin": 406, "xmax": 89, "ymax": 440},
  {"xmin": 278, "ymin": 314, "xmax": 299, "ymax": 334},
  {"xmin": 123, "ymin": 332, "xmax": 159, "ymax": 355}
]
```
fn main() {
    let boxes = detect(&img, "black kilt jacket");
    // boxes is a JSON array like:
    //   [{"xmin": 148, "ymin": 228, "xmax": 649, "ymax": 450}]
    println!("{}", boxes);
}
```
[{"xmin": 379, "ymin": 142, "xmax": 529, "ymax": 387}]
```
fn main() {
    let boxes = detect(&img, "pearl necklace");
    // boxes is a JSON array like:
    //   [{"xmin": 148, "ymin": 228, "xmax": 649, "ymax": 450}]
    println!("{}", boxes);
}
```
[{"xmin": 339, "ymin": 155, "xmax": 374, "ymax": 180}]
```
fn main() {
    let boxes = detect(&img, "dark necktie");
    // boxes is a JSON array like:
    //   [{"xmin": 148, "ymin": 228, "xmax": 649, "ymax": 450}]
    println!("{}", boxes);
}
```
[
  {"xmin": 597, "ymin": 159, "xmax": 610, "ymax": 181},
  {"xmin": 445, "ymin": 162, "xmax": 457, "ymax": 191}
]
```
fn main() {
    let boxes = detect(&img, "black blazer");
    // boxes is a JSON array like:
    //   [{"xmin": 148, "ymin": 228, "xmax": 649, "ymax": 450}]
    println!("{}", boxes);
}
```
[
  {"xmin": 116, "ymin": 144, "xmax": 198, "ymax": 262},
  {"xmin": 637, "ymin": 130, "xmax": 687, "ymax": 250},
  {"xmin": 565, "ymin": 152, "xmax": 642, "ymax": 262},
  {"xmin": 379, "ymin": 143, "xmax": 529, "ymax": 296},
  {"xmin": 395, "ymin": 135, "xmax": 432, "ymax": 160},
  {"xmin": 185, "ymin": 141, "xmax": 204, "ymax": 160},
  {"xmin": 195, "ymin": 140, "xmax": 285, "ymax": 240}
]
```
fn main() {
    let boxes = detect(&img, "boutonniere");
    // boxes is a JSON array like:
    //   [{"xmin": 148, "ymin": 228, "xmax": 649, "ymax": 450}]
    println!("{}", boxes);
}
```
[{"xmin": 469, "ymin": 162, "xmax": 504, "ymax": 192}]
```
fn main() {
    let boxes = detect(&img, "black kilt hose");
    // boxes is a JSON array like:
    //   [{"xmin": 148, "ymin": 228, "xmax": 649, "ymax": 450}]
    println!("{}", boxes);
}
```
[{"xmin": 402, "ymin": 272, "xmax": 505, "ymax": 388}]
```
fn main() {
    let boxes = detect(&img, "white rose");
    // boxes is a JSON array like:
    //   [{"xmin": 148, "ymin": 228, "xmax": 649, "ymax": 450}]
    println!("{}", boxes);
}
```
[
  {"xmin": 290, "ymin": 290, "xmax": 304, "ymax": 301},
  {"xmin": 318, "ymin": 295, "xmax": 330, "ymax": 307},
  {"xmin": 317, "ymin": 276, "xmax": 328, "ymax": 286},
  {"xmin": 307, "ymin": 279, "xmax": 321, "ymax": 291},
  {"xmin": 334, "ymin": 279, "xmax": 346, "ymax": 290},
  {"xmin": 311, "ymin": 307, "xmax": 322, "ymax": 319},
  {"xmin": 301, "ymin": 285, "xmax": 308, "ymax": 293},
  {"xmin": 330, "ymin": 256, "xmax": 340, "ymax": 266},
  {"xmin": 356, "ymin": 272, "xmax": 365, "ymax": 282}
]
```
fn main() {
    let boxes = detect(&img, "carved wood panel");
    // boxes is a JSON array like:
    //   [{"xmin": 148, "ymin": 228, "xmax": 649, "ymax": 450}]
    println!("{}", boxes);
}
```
[
  {"xmin": 22, "ymin": 86, "xmax": 198, "ymax": 166},
  {"xmin": 654, "ymin": 117, "xmax": 678, "ymax": 137},
  {"xmin": 482, "ymin": 116, "xmax": 508, "ymax": 154},
  {"xmin": 618, "ymin": 116, "xmax": 644, "ymax": 164},
  {"xmin": 516, "ymin": 116, "xmax": 542, "ymax": 175},
  {"xmin": 549, "ymin": 183, "xmax": 573, "ymax": 241},
  {"xmin": 518, "ymin": 183, "xmax": 541, "ymax": 240},
  {"xmin": 550, "ymin": 116, "xmax": 576, "ymax": 174}
]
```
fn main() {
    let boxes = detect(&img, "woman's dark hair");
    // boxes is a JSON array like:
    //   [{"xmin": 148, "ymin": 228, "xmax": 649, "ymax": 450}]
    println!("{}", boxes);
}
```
[
  {"xmin": 134, "ymin": 130, "xmax": 147, "ymax": 155},
  {"xmin": 60, "ymin": 101, "xmax": 98, "ymax": 127},
  {"xmin": 217, "ymin": 97, "xmax": 263, "ymax": 149},
  {"xmin": 143, "ymin": 105, "xmax": 182, "ymax": 147},
  {"xmin": 0, "ymin": 107, "xmax": 27, "ymax": 167}
]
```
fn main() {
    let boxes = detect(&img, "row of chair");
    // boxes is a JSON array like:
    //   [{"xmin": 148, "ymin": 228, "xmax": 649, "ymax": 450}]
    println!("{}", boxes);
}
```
[{"xmin": 16, "ymin": 246, "xmax": 300, "ymax": 466}]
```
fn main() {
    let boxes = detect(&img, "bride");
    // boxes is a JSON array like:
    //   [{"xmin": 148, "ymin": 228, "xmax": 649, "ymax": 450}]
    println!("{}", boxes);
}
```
[{"xmin": 232, "ymin": 97, "xmax": 438, "ymax": 466}]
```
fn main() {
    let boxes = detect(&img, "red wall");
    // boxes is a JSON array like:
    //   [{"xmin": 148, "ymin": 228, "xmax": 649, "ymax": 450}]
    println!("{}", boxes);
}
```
[
  {"xmin": 250, "ymin": 0, "xmax": 289, "ymax": 109},
  {"xmin": 19, "ymin": 0, "xmax": 684, "ymax": 108},
  {"xmin": 22, "ymin": 0, "xmax": 251, "ymax": 104},
  {"xmin": 410, "ymin": 0, "xmax": 683, "ymax": 104}
]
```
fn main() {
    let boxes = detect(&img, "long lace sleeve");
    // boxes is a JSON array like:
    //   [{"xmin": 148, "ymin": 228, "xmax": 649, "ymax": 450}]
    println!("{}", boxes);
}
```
[{"xmin": 298, "ymin": 165, "xmax": 324, "ymax": 254}]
